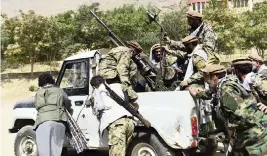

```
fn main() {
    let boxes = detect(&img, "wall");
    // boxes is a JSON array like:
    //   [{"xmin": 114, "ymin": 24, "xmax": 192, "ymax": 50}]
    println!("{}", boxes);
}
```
[{"xmin": 187, "ymin": 0, "xmax": 210, "ymax": 13}]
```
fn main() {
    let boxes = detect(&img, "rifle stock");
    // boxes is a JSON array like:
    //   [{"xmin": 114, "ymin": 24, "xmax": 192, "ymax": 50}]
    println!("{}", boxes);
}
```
[{"xmin": 103, "ymin": 82, "xmax": 151, "ymax": 128}]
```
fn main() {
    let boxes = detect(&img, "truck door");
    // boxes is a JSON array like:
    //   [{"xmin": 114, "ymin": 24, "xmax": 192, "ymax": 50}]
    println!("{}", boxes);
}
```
[
  {"xmin": 56, "ymin": 59, "xmax": 89, "ymax": 136},
  {"xmin": 75, "ymin": 53, "xmax": 109, "ymax": 148}
]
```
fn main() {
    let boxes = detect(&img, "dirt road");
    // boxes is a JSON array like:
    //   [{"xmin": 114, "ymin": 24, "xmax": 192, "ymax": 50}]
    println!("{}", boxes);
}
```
[{"xmin": 1, "ymin": 102, "xmax": 16, "ymax": 156}]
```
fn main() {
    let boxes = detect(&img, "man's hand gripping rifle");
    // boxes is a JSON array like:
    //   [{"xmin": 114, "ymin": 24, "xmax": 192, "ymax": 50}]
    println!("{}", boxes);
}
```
[{"xmin": 90, "ymin": 10, "xmax": 157, "ymax": 91}]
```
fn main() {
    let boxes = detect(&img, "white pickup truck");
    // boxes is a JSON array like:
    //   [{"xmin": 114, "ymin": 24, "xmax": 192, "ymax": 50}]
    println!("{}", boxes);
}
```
[{"xmin": 9, "ymin": 48, "xmax": 217, "ymax": 156}]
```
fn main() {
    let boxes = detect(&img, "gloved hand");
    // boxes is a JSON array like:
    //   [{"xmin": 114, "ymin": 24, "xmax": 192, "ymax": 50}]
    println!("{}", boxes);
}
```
[{"xmin": 122, "ymin": 85, "xmax": 138, "ymax": 103}]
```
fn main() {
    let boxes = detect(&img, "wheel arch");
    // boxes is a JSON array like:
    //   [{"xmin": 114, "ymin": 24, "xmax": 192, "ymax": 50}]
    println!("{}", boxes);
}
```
[
  {"xmin": 128, "ymin": 126, "xmax": 178, "ymax": 156},
  {"xmin": 9, "ymin": 119, "xmax": 35, "ymax": 133},
  {"xmin": 132, "ymin": 126, "xmax": 176, "ymax": 150}
]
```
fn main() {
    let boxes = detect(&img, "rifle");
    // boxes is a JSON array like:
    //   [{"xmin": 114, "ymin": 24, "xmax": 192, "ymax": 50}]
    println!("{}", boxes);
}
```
[
  {"xmin": 103, "ymin": 82, "xmax": 151, "ymax": 128},
  {"xmin": 90, "ymin": 10, "xmax": 158, "ymax": 91},
  {"xmin": 90, "ymin": 10, "xmax": 125, "ymax": 47},
  {"xmin": 131, "ymin": 55, "xmax": 157, "ymax": 90}
]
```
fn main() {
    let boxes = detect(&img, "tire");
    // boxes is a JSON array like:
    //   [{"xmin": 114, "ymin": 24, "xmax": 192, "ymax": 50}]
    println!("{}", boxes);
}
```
[
  {"xmin": 127, "ymin": 132, "xmax": 175, "ymax": 156},
  {"xmin": 14, "ymin": 126, "xmax": 38, "ymax": 156}
]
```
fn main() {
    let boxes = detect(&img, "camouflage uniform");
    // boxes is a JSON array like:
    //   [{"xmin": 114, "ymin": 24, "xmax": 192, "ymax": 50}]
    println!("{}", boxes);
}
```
[
  {"xmin": 91, "ymin": 82, "xmax": 135, "ymax": 156},
  {"xmin": 108, "ymin": 118, "xmax": 135, "ymax": 156},
  {"xmin": 169, "ymin": 10, "xmax": 220, "ymax": 65},
  {"xmin": 182, "ymin": 36, "xmax": 208, "ymax": 89},
  {"xmin": 250, "ymin": 74, "xmax": 267, "ymax": 105},
  {"xmin": 201, "ymin": 64, "xmax": 267, "ymax": 156},
  {"xmin": 232, "ymin": 57, "xmax": 267, "ymax": 106},
  {"xmin": 149, "ymin": 43, "xmax": 181, "ymax": 70},
  {"xmin": 98, "ymin": 46, "xmax": 138, "ymax": 102},
  {"xmin": 249, "ymin": 54, "xmax": 267, "ymax": 77}
]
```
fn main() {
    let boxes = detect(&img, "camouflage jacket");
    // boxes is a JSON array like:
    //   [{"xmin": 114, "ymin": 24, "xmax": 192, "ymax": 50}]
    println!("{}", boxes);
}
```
[
  {"xmin": 170, "ymin": 22, "xmax": 220, "ymax": 64},
  {"xmin": 98, "ymin": 46, "xmax": 138, "ymax": 100},
  {"xmin": 169, "ymin": 22, "xmax": 218, "ymax": 51},
  {"xmin": 248, "ymin": 73, "xmax": 267, "ymax": 105},
  {"xmin": 196, "ymin": 75, "xmax": 239, "ymax": 100},
  {"xmin": 189, "ymin": 22, "xmax": 218, "ymax": 53},
  {"xmin": 217, "ymin": 77, "xmax": 267, "ymax": 155},
  {"xmin": 185, "ymin": 44, "xmax": 208, "ymax": 85},
  {"xmin": 257, "ymin": 64, "xmax": 267, "ymax": 77}
]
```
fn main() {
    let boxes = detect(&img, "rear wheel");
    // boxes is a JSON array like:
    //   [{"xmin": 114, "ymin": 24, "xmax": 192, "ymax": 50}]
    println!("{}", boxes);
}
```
[{"xmin": 127, "ymin": 132, "xmax": 175, "ymax": 156}]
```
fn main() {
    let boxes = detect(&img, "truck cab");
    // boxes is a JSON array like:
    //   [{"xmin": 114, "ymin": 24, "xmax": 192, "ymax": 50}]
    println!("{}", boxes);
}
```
[{"xmin": 9, "ymin": 48, "xmax": 211, "ymax": 156}]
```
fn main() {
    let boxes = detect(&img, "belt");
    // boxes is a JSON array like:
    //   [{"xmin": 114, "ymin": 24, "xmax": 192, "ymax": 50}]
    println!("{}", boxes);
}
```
[{"xmin": 106, "ymin": 76, "xmax": 121, "ymax": 84}]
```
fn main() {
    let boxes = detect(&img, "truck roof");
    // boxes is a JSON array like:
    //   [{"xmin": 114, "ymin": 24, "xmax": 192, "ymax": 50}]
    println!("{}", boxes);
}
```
[{"xmin": 64, "ymin": 48, "xmax": 111, "ymax": 61}]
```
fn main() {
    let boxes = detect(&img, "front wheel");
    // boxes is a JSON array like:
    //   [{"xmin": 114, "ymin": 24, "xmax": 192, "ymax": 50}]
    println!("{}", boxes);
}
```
[
  {"xmin": 14, "ymin": 126, "xmax": 38, "ymax": 156},
  {"xmin": 127, "ymin": 133, "xmax": 175, "ymax": 156}
]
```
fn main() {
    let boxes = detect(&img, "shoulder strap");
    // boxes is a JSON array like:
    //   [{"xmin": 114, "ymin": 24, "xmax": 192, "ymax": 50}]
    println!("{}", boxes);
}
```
[
  {"xmin": 226, "ymin": 80, "xmax": 250, "ymax": 98},
  {"xmin": 196, "ymin": 23, "xmax": 204, "ymax": 38}
]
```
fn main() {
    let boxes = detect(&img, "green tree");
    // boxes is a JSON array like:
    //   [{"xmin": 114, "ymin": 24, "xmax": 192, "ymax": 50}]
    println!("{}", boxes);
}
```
[
  {"xmin": 13, "ymin": 10, "xmax": 48, "ymax": 77},
  {"xmin": 38, "ymin": 10, "xmax": 77, "ymax": 67},
  {"xmin": 74, "ymin": 4, "xmax": 159, "ymax": 54},
  {"xmin": 53, "ymin": 10, "xmax": 86, "ymax": 59},
  {"xmin": 161, "ymin": 6, "xmax": 188, "ymax": 41},
  {"xmin": 105, "ymin": 4, "xmax": 159, "ymax": 52},
  {"xmin": 1, "ymin": 14, "xmax": 20, "ymax": 60},
  {"xmin": 4, "ymin": 43, "xmax": 26, "ymax": 68},
  {"xmin": 73, "ymin": 3, "xmax": 106, "ymax": 49},
  {"xmin": 241, "ymin": 2, "xmax": 267, "ymax": 58},
  {"xmin": 203, "ymin": 5, "xmax": 242, "ymax": 54}
]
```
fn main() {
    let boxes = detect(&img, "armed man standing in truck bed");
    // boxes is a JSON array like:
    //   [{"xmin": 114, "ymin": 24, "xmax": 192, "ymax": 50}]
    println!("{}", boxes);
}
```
[
  {"xmin": 177, "ymin": 35, "xmax": 209, "ymax": 90},
  {"xmin": 98, "ymin": 41, "xmax": 143, "ymax": 108},
  {"xmin": 164, "ymin": 10, "xmax": 220, "ymax": 65},
  {"xmin": 95, "ymin": 41, "xmax": 146, "ymax": 156}
]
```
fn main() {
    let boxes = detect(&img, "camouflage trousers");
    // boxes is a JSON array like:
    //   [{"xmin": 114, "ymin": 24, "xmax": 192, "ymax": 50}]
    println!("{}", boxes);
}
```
[
  {"xmin": 244, "ymin": 127, "xmax": 267, "ymax": 156},
  {"xmin": 108, "ymin": 117, "xmax": 135, "ymax": 156},
  {"xmin": 233, "ymin": 127, "xmax": 267, "ymax": 156}
]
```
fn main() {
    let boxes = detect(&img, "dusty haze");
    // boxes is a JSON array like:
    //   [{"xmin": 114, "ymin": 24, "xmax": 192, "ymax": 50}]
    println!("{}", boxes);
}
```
[{"xmin": 1, "ymin": 0, "xmax": 186, "ymax": 17}]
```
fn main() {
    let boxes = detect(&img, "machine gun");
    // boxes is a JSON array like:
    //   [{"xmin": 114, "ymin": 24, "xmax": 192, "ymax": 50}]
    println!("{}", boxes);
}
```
[
  {"xmin": 90, "ymin": 10, "xmax": 158, "ymax": 91},
  {"xmin": 146, "ymin": 6, "xmax": 168, "ymax": 79},
  {"xmin": 103, "ymin": 82, "xmax": 151, "ymax": 128}
]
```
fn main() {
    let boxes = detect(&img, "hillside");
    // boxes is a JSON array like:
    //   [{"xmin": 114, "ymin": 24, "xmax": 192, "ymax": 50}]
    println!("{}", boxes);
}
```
[{"xmin": 2, "ymin": 0, "xmax": 186, "ymax": 17}]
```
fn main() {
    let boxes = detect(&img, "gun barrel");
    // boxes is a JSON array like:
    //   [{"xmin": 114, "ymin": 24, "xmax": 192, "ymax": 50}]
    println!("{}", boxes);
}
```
[
  {"xmin": 90, "ymin": 10, "xmax": 110, "ymax": 31},
  {"xmin": 90, "ymin": 10, "xmax": 125, "ymax": 47}
]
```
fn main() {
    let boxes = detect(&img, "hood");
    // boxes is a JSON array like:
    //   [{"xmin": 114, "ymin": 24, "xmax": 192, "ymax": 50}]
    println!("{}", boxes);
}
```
[{"xmin": 13, "ymin": 97, "xmax": 35, "ymax": 109}]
